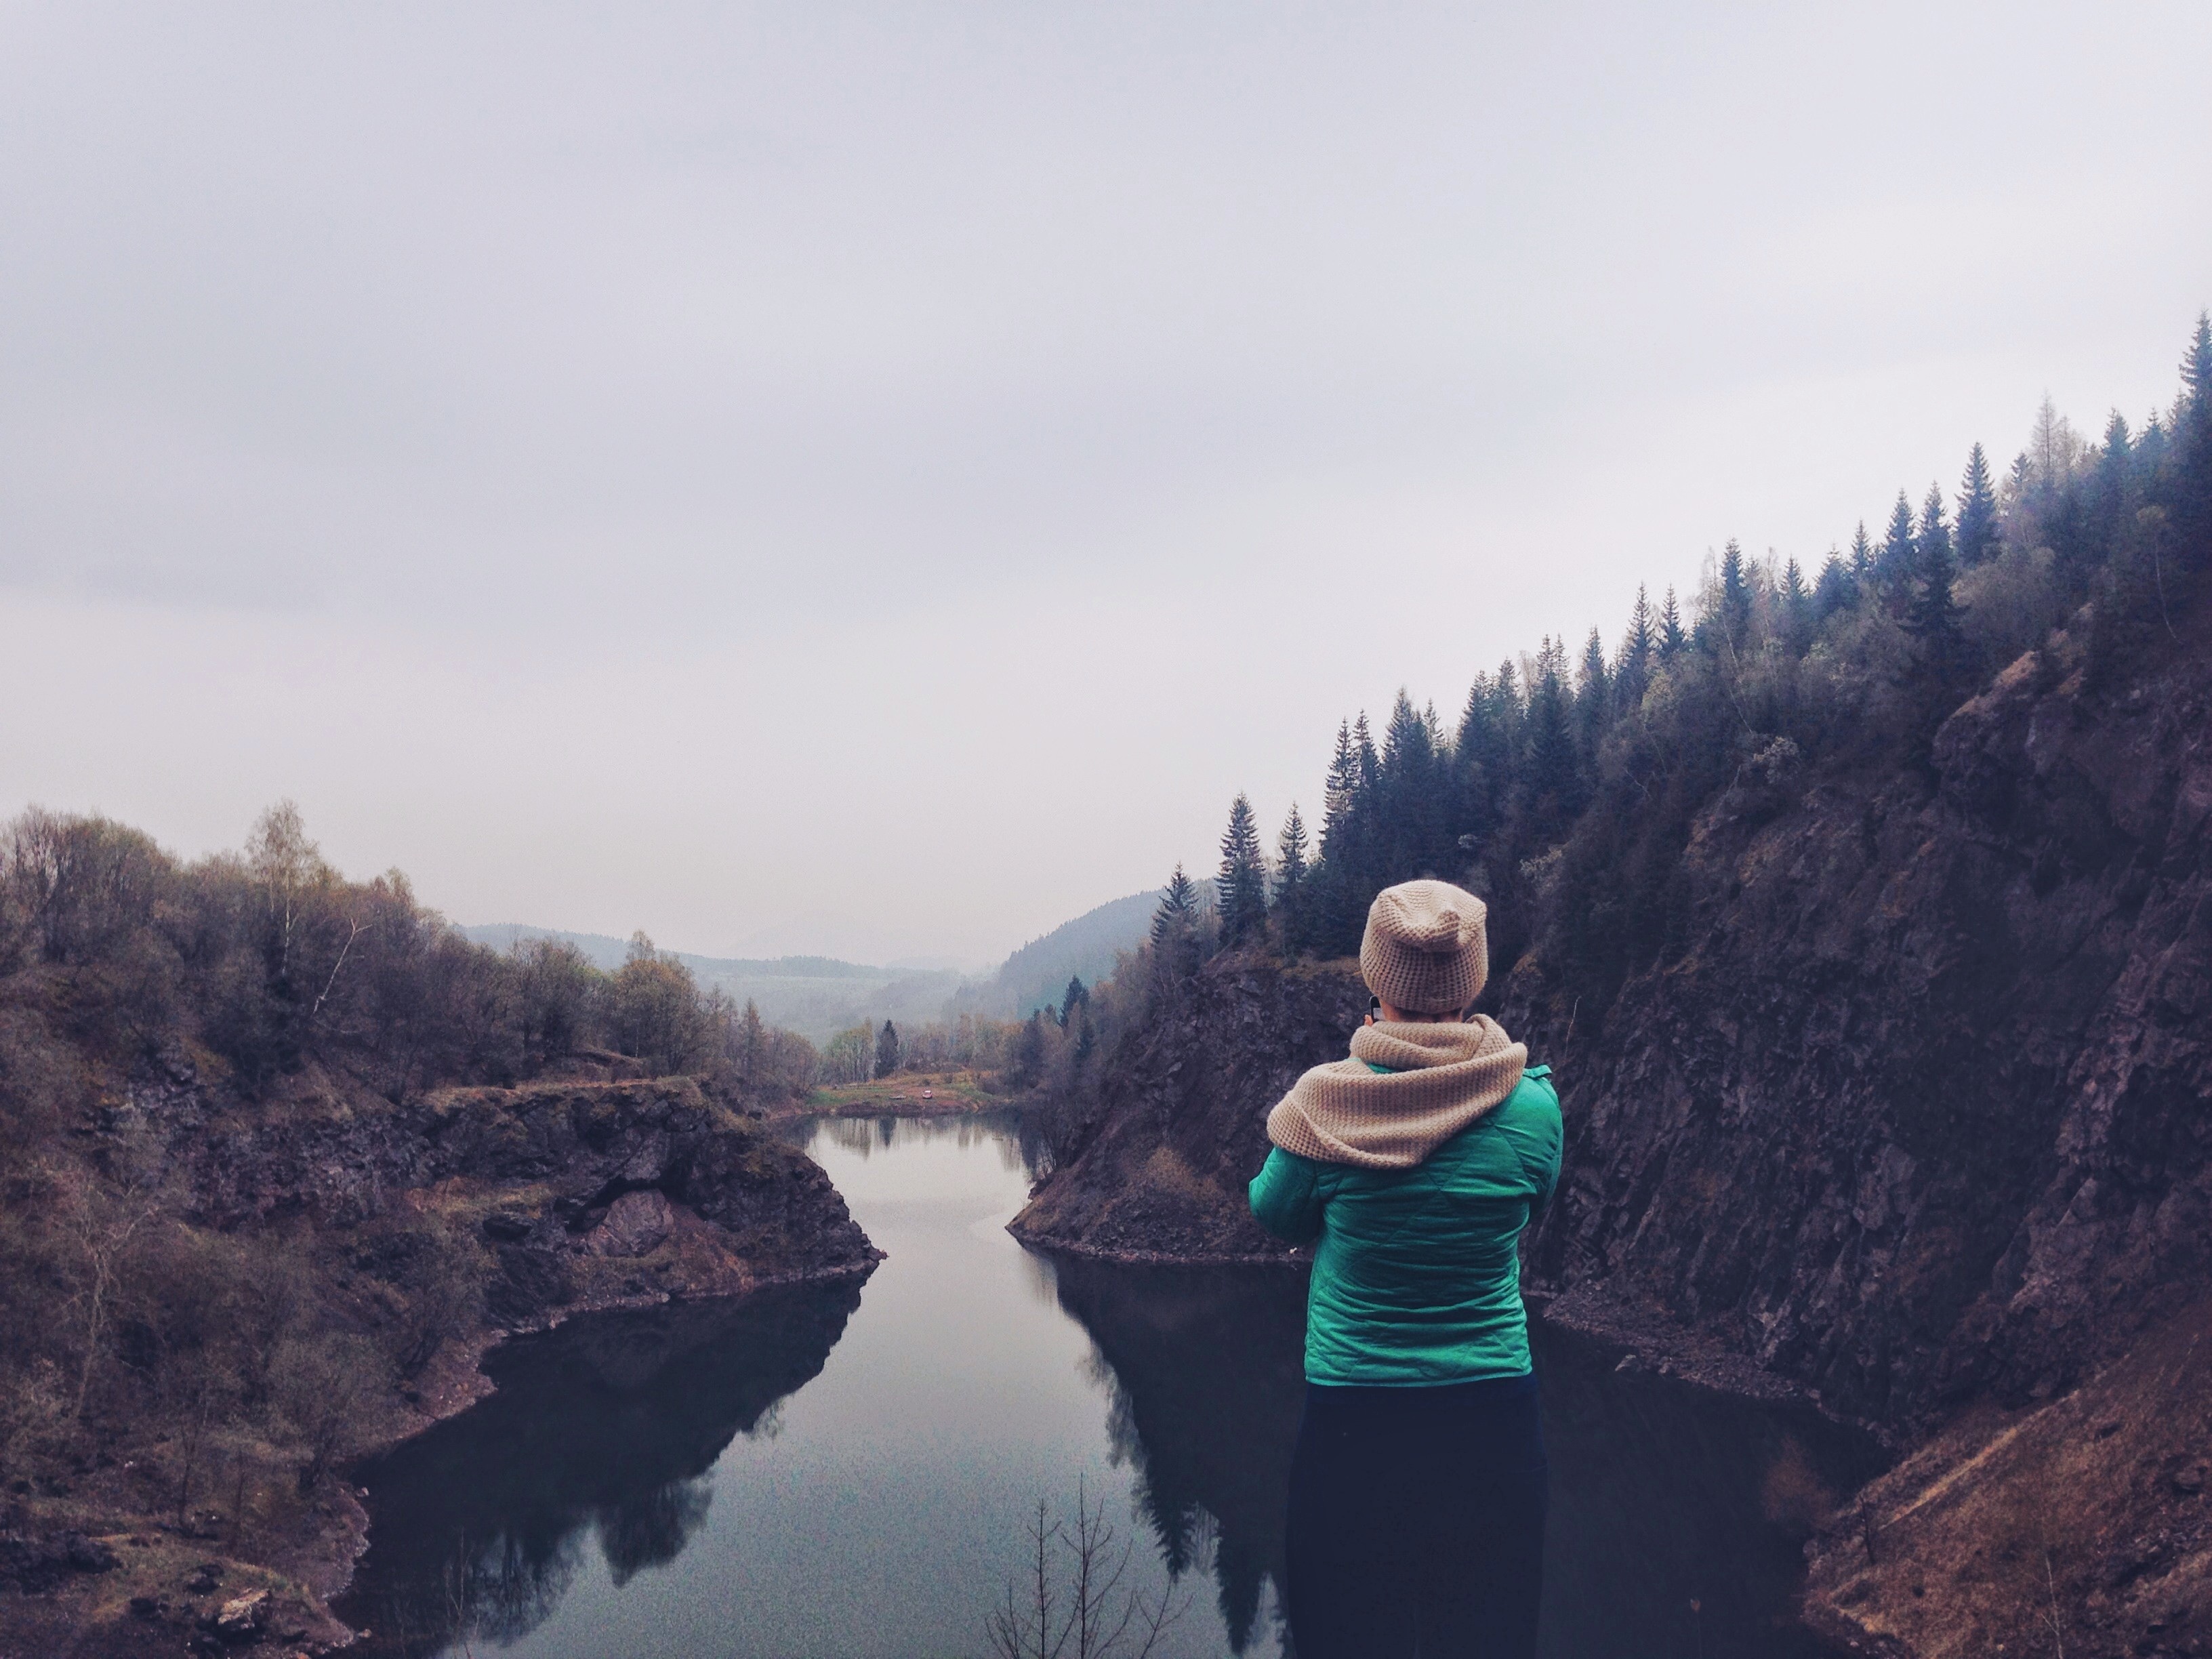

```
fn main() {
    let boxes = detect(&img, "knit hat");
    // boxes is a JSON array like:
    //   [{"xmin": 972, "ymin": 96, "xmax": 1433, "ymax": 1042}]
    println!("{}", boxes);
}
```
[{"xmin": 1359, "ymin": 880, "xmax": 1489, "ymax": 1014}]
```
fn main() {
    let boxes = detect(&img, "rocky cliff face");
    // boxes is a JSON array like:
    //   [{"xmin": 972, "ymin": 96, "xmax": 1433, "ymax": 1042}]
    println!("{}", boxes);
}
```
[
  {"xmin": 4, "ymin": 1064, "xmax": 876, "ymax": 1658},
  {"xmin": 1011, "ymin": 603, "xmax": 2212, "ymax": 1658},
  {"xmin": 1017, "ymin": 605, "xmax": 2212, "ymax": 1440},
  {"xmin": 1508, "ymin": 612, "xmax": 2212, "ymax": 1429},
  {"xmin": 1008, "ymin": 960, "xmax": 1366, "ymax": 1261},
  {"xmin": 163, "ymin": 1072, "xmax": 880, "ymax": 1322}
]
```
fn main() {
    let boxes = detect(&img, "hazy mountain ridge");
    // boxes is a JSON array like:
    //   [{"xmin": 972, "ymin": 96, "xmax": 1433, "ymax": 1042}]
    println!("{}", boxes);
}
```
[
  {"xmin": 460, "ymin": 925, "xmax": 961, "ymax": 1044},
  {"xmin": 466, "ymin": 888, "xmax": 1165, "ymax": 1040},
  {"xmin": 952, "ymin": 890, "xmax": 1163, "ymax": 1020}
]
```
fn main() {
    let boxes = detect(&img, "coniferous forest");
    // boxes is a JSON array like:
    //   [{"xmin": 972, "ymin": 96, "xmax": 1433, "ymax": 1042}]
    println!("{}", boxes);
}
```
[{"xmin": 1015, "ymin": 315, "xmax": 2212, "ymax": 1141}]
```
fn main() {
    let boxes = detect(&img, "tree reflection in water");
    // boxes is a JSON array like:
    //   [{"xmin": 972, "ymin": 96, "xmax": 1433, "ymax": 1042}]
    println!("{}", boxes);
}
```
[
  {"xmin": 339, "ymin": 1282, "xmax": 861, "ymax": 1658},
  {"xmin": 1044, "ymin": 1256, "xmax": 1309, "ymax": 1655},
  {"xmin": 1044, "ymin": 1253, "xmax": 1885, "ymax": 1659}
]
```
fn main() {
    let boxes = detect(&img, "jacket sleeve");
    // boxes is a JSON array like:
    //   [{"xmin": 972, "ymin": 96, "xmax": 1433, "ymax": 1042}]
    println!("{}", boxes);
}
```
[
  {"xmin": 1521, "ymin": 1078, "xmax": 1564, "ymax": 1218},
  {"xmin": 1248, "ymin": 1147, "xmax": 1328, "ymax": 1244}
]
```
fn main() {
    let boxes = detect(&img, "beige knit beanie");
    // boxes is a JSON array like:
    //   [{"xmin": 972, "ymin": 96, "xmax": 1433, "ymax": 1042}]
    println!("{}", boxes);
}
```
[{"xmin": 1359, "ymin": 880, "xmax": 1489, "ymax": 1015}]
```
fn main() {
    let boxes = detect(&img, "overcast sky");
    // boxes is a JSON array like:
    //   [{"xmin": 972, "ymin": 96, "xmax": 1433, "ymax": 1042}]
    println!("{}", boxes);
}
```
[{"xmin": 2, "ymin": 3, "xmax": 2207, "ymax": 967}]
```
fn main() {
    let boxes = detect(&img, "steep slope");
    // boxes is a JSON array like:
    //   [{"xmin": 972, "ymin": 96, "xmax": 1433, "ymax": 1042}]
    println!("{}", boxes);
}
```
[
  {"xmin": 956, "ymin": 890, "xmax": 1162, "ymax": 1020},
  {"xmin": 0, "ymin": 1055, "xmax": 878, "ymax": 1656},
  {"xmin": 1507, "ymin": 602, "xmax": 2212, "ymax": 1427},
  {"xmin": 1008, "ymin": 957, "xmax": 1365, "ymax": 1261}
]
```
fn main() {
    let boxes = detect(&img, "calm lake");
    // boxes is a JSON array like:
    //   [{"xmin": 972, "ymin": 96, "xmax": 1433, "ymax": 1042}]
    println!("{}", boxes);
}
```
[{"xmin": 342, "ymin": 1111, "xmax": 1872, "ymax": 1659}]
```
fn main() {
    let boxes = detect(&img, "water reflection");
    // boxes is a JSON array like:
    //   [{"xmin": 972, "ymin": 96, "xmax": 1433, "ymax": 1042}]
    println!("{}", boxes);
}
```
[
  {"xmin": 341, "ymin": 1113, "xmax": 1875, "ymax": 1659},
  {"xmin": 800, "ymin": 1108, "xmax": 1052, "ymax": 1174},
  {"xmin": 1533, "ymin": 1324, "xmax": 1879, "ymax": 1659},
  {"xmin": 1047, "ymin": 1259, "xmax": 1306, "ymax": 1653},
  {"xmin": 343, "ymin": 1284, "xmax": 861, "ymax": 1658}
]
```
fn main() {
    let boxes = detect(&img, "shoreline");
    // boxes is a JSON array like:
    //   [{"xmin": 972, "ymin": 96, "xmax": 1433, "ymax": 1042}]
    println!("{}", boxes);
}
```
[{"xmin": 317, "ymin": 1255, "xmax": 882, "ymax": 1641}]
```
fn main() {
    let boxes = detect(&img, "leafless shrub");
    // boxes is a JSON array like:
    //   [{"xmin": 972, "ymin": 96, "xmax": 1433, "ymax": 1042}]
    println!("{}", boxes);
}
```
[{"xmin": 986, "ymin": 1479, "xmax": 1189, "ymax": 1659}]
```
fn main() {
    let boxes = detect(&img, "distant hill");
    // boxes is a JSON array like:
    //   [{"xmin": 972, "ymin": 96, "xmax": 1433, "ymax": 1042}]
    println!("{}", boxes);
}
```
[
  {"xmin": 460, "ymin": 925, "xmax": 959, "ymax": 1043},
  {"xmin": 465, "ymin": 886, "xmax": 1166, "ymax": 1039},
  {"xmin": 952, "ymin": 889, "xmax": 1163, "ymax": 1020}
]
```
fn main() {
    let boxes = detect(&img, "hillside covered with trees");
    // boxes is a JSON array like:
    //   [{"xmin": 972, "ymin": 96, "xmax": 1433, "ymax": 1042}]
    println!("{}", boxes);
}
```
[
  {"xmin": 1012, "ymin": 314, "xmax": 2212, "ymax": 1656},
  {"xmin": 0, "ymin": 805, "xmax": 887, "ymax": 1650}
]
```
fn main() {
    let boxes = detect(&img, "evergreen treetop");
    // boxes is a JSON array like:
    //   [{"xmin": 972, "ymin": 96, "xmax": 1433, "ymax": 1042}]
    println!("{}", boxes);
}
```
[
  {"xmin": 1916, "ymin": 483, "xmax": 1952, "ymax": 573},
  {"xmin": 1151, "ymin": 865, "xmax": 1196, "ymax": 947},
  {"xmin": 1215, "ymin": 792, "xmax": 1269, "ymax": 947},
  {"xmin": 1657, "ymin": 587, "xmax": 1687, "ymax": 659},
  {"xmin": 1877, "ymin": 491, "xmax": 1918, "ymax": 596},
  {"xmin": 1957, "ymin": 443, "xmax": 2000, "ymax": 567}
]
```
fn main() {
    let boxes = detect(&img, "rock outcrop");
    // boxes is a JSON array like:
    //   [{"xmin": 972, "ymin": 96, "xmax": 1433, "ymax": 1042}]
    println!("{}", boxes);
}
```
[
  {"xmin": 163, "ymin": 1073, "xmax": 880, "ymax": 1324},
  {"xmin": 1009, "ymin": 599, "xmax": 2212, "ymax": 1659},
  {"xmin": 1008, "ymin": 958, "xmax": 1366, "ymax": 1261},
  {"xmin": 1510, "ymin": 617, "xmax": 2212, "ymax": 1429}
]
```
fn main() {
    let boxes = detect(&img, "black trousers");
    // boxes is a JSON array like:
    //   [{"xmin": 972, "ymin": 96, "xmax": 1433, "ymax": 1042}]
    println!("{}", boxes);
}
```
[{"xmin": 1284, "ymin": 1374, "xmax": 1548, "ymax": 1659}]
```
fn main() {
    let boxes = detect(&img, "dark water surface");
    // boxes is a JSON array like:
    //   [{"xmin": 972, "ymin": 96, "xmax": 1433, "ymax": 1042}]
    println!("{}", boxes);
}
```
[{"xmin": 342, "ymin": 1112, "xmax": 1873, "ymax": 1658}]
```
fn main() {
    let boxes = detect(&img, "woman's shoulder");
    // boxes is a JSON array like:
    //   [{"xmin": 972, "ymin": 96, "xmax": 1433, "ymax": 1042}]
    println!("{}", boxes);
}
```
[{"xmin": 1496, "ymin": 1065, "xmax": 1561, "ymax": 1129}]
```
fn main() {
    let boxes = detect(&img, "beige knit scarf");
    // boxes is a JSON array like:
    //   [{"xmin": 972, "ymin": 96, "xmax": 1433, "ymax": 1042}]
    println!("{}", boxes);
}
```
[{"xmin": 1265, "ymin": 1017, "xmax": 1527, "ymax": 1170}]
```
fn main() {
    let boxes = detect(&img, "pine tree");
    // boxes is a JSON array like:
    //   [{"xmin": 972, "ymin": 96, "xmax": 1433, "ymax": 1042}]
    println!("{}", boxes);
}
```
[
  {"xmin": 1275, "ymin": 802, "xmax": 1310, "ymax": 894},
  {"xmin": 1956, "ymin": 443, "xmax": 2000, "ymax": 567},
  {"xmin": 2182, "ymin": 310, "xmax": 2212, "ymax": 435},
  {"xmin": 1616, "ymin": 585, "xmax": 1655, "ymax": 711},
  {"xmin": 1849, "ymin": 521, "xmax": 1876, "ymax": 581},
  {"xmin": 1814, "ymin": 550, "xmax": 1853, "ymax": 620},
  {"xmin": 1215, "ymin": 792, "xmax": 1269, "ymax": 948},
  {"xmin": 1151, "ymin": 865, "xmax": 1196, "ymax": 947},
  {"xmin": 1378, "ymin": 691, "xmax": 1450, "ymax": 879},
  {"xmin": 2138, "ymin": 409, "xmax": 2169, "ymax": 473},
  {"xmin": 874, "ymin": 1019, "xmax": 901, "ymax": 1080},
  {"xmin": 1905, "ymin": 486, "xmax": 1964, "ymax": 670},
  {"xmin": 1904, "ymin": 539, "xmax": 1963, "ymax": 666},
  {"xmin": 739, "ymin": 998, "xmax": 766, "ymax": 1086},
  {"xmin": 1877, "ymin": 491, "xmax": 1918, "ymax": 600},
  {"xmin": 1523, "ymin": 636, "xmax": 1580, "ymax": 830},
  {"xmin": 1273, "ymin": 802, "xmax": 1311, "ymax": 953},
  {"xmin": 1352, "ymin": 712, "xmax": 1380, "ymax": 803},
  {"xmin": 1780, "ymin": 556, "xmax": 1811, "ymax": 651},
  {"xmin": 1060, "ymin": 976, "xmax": 1088, "ymax": 1027},
  {"xmin": 1574, "ymin": 627, "xmax": 1611, "ymax": 753},
  {"xmin": 1657, "ymin": 588, "xmax": 1687, "ymax": 659},
  {"xmin": 1454, "ymin": 667, "xmax": 1516, "ymax": 856},
  {"xmin": 2101, "ymin": 409, "xmax": 2133, "ymax": 467},
  {"xmin": 1916, "ymin": 483, "xmax": 1952, "ymax": 577},
  {"xmin": 1708, "ymin": 539, "xmax": 1753, "ymax": 653}
]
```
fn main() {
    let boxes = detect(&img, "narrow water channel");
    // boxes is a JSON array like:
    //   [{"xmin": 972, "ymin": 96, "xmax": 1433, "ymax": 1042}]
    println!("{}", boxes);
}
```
[{"xmin": 342, "ymin": 1111, "xmax": 1872, "ymax": 1659}]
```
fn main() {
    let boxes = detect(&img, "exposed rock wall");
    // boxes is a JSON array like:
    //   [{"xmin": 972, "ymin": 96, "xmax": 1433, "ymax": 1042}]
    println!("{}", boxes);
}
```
[
  {"xmin": 1008, "ymin": 960, "xmax": 1366, "ymax": 1261},
  {"xmin": 1511, "ymin": 618, "xmax": 2212, "ymax": 1427},
  {"xmin": 167, "ymin": 1073, "xmax": 881, "ymax": 1322},
  {"xmin": 1015, "ymin": 600, "xmax": 2212, "ymax": 1446}
]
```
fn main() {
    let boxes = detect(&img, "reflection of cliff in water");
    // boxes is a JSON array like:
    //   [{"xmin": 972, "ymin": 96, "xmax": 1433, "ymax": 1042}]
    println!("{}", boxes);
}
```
[
  {"xmin": 1044, "ymin": 1256, "xmax": 1309, "ymax": 1654},
  {"xmin": 1046, "ymin": 1252, "xmax": 1882, "ymax": 1659},
  {"xmin": 340, "ymin": 1282, "xmax": 861, "ymax": 1658},
  {"xmin": 1532, "ymin": 1322, "xmax": 1883, "ymax": 1659}
]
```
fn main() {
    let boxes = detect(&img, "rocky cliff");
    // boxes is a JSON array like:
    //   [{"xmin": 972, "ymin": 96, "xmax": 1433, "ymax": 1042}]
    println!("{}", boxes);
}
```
[
  {"xmin": 1, "ymin": 1063, "xmax": 877, "ymax": 1658},
  {"xmin": 1009, "ymin": 594, "xmax": 2212, "ymax": 1658},
  {"xmin": 167, "ymin": 1070, "xmax": 880, "ymax": 1319},
  {"xmin": 1507, "ymin": 605, "xmax": 2211, "ymax": 1429},
  {"xmin": 1008, "ymin": 959, "xmax": 1366, "ymax": 1261}
]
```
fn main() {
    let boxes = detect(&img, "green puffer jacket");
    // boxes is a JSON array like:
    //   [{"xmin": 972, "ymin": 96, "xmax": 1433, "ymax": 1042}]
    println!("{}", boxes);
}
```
[{"xmin": 1248, "ymin": 1065, "xmax": 1561, "ymax": 1386}]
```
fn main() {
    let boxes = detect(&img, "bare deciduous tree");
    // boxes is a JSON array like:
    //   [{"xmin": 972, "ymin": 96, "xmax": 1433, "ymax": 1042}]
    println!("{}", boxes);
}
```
[{"xmin": 986, "ymin": 1479, "xmax": 1187, "ymax": 1659}]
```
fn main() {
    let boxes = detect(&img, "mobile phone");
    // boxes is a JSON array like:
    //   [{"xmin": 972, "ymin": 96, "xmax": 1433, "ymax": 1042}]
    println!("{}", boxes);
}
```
[{"xmin": 1367, "ymin": 995, "xmax": 1380, "ymax": 1026}]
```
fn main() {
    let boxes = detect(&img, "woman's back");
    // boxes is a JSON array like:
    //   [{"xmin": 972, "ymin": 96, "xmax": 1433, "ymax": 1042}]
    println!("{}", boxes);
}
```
[{"xmin": 1250, "ymin": 1067, "xmax": 1560, "ymax": 1385}]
